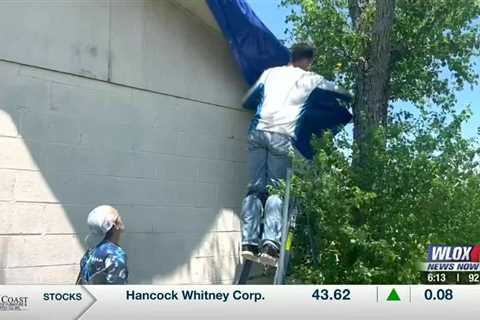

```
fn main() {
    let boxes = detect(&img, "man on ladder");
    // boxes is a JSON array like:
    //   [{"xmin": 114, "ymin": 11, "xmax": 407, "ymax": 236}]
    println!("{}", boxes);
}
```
[{"xmin": 240, "ymin": 43, "xmax": 349, "ymax": 269}]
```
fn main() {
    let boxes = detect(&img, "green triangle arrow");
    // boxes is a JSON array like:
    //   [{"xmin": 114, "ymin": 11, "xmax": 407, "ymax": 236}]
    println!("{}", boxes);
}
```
[{"xmin": 386, "ymin": 288, "xmax": 401, "ymax": 301}]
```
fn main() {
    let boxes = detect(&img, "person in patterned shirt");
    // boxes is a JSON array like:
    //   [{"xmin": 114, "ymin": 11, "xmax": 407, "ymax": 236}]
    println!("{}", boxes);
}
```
[{"xmin": 76, "ymin": 205, "xmax": 128, "ymax": 284}]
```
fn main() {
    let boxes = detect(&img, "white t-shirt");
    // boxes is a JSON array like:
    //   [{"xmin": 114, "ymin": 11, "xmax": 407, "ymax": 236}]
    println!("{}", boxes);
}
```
[{"xmin": 242, "ymin": 65, "xmax": 348, "ymax": 138}]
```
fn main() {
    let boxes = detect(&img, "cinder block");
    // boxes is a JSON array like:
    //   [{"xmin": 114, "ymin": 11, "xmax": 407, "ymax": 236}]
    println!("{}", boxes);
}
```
[
  {"xmin": 80, "ymin": 120, "xmax": 136, "ymax": 151},
  {"xmin": 121, "ymin": 233, "xmax": 180, "ymax": 284},
  {"xmin": 152, "ymin": 100, "xmax": 183, "ymax": 133},
  {"xmin": 150, "ymin": 260, "xmax": 194, "ymax": 285},
  {"xmin": 192, "ymin": 231, "xmax": 240, "ymax": 258},
  {"xmin": 20, "ymin": 111, "xmax": 81, "ymax": 145},
  {"xmin": 162, "ymin": 155, "xmax": 197, "ymax": 182},
  {"xmin": 0, "ymin": 67, "xmax": 49, "ymax": 112},
  {"xmin": 46, "ymin": 114, "xmax": 81, "ymax": 145},
  {"xmin": 100, "ymin": 88, "xmax": 134, "ymax": 125},
  {"xmin": 212, "ymin": 254, "xmax": 240, "ymax": 283},
  {"xmin": 13, "ymin": 171, "xmax": 56, "ymax": 203},
  {"xmin": 43, "ymin": 144, "xmax": 83, "ymax": 175},
  {"xmin": 165, "ymin": 181, "xmax": 216, "ymax": 208},
  {"xmin": 113, "ymin": 205, "xmax": 156, "ymax": 233},
  {"xmin": 194, "ymin": 183, "xmax": 217, "ymax": 208},
  {"xmin": 214, "ymin": 208, "xmax": 241, "ymax": 232},
  {"xmin": 38, "ymin": 264, "xmax": 79, "ymax": 284},
  {"xmin": 185, "ymin": 105, "xmax": 230, "ymax": 138},
  {"xmin": 50, "ymin": 82, "xmax": 107, "ymax": 117},
  {"xmin": 131, "ymin": 91, "xmax": 179, "ymax": 132},
  {"xmin": 124, "ymin": 233, "xmax": 240, "ymax": 284},
  {"xmin": 197, "ymin": 159, "xmax": 236, "ymax": 184},
  {"xmin": 43, "ymin": 204, "xmax": 90, "ymax": 235},
  {"xmin": 147, "ymin": 206, "xmax": 217, "ymax": 234},
  {"xmin": 0, "ymin": 267, "xmax": 42, "ymax": 284},
  {"xmin": 132, "ymin": 126, "xmax": 177, "ymax": 155},
  {"xmin": 45, "ymin": 143, "xmax": 138, "ymax": 177},
  {"xmin": 189, "ymin": 255, "xmax": 239, "ymax": 284},
  {"xmin": 121, "ymin": 151, "xmax": 159, "ymax": 179},
  {"xmin": 47, "ymin": 144, "xmax": 120, "ymax": 177},
  {"xmin": 170, "ymin": 99, "xmax": 197, "ymax": 132},
  {"xmin": 186, "ymin": 257, "xmax": 216, "ymax": 284},
  {"xmin": 73, "ymin": 147, "xmax": 111, "ymax": 176},
  {"xmin": 124, "ymin": 231, "xmax": 235, "ymax": 283},
  {"xmin": 15, "ymin": 76, "xmax": 50, "ymax": 111},
  {"xmin": 1, "ymin": 265, "xmax": 80, "ymax": 285},
  {"xmin": 0, "ymin": 137, "xmax": 40, "ymax": 171},
  {"xmin": 149, "ymin": 255, "xmax": 220, "ymax": 285},
  {"xmin": 76, "ymin": 174, "xmax": 123, "ymax": 205},
  {"xmin": 222, "ymin": 138, "xmax": 248, "ymax": 162},
  {"xmin": 0, "ymin": 264, "xmax": 79, "ymax": 285},
  {"xmin": 119, "ymin": 177, "xmax": 172, "ymax": 206},
  {"xmin": 217, "ymin": 183, "xmax": 244, "ymax": 208},
  {"xmin": 175, "ymin": 132, "xmax": 222, "ymax": 159},
  {"xmin": 0, "ymin": 105, "xmax": 22, "ymax": 137},
  {"xmin": 166, "ymin": 182, "xmax": 198, "ymax": 207},
  {"xmin": 236, "ymin": 162, "xmax": 249, "ymax": 188},
  {"xmin": 0, "ymin": 60, "xmax": 19, "ymax": 82},
  {"xmin": 18, "ymin": 111, "xmax": 48, "ymax": 142},
  {"xmin": 44, "ymin": 131, "xmax": 160, "ymax": 179},
  {"xmin": 0, "ymin": 203, "xmax": 45, "ymax": 234},
  {"xmin": 226, "ymin": 110, "xmax": 250, "ymax": 141},
  {"xmin": 0, "ymin": 170, "xmax": 16, "ymax": 201},
  {"xmin": 0, "ymin": 234, "xmax": 84, "ymax": 268}
]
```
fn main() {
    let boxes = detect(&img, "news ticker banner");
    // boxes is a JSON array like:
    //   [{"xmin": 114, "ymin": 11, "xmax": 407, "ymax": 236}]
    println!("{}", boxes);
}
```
[{"xmin": 1, "ymin": 285, "xmax": 480, "ymax": 320}]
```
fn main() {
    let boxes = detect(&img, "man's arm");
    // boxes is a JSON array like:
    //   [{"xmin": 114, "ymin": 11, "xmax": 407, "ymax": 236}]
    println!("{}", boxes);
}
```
[{"xmin": 302, "ymin": 72, "xmax": 352, "ymax": 99}]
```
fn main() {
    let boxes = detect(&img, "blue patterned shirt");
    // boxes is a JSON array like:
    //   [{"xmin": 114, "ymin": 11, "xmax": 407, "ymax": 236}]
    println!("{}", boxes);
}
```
[{"xmin": 79, "ymin": 240, "xmax": 128, "ymax": 284}]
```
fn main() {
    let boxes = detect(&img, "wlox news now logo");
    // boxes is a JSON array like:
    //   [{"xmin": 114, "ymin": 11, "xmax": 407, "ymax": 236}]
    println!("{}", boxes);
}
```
[{"xmin": 425, "ymin": 244, "xmax": 480, "ymax": 271}]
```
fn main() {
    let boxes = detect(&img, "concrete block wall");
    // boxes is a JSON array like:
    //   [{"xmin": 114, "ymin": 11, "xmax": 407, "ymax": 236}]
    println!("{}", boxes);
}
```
[{"xmin": 0, "ymin": 0, "xmax": 251, "ymax": 284}]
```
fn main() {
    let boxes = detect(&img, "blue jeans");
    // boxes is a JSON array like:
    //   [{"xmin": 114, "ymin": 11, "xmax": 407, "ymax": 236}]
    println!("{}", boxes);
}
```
[{"xmin": 241, "ymin": 129, "xmax": 292, "ymax": 249}]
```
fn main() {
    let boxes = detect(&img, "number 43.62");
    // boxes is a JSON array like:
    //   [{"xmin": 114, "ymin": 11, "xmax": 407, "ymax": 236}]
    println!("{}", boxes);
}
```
[{"xmin": 312, "ymin": 289, "xmax": 351, "ymax": 301}]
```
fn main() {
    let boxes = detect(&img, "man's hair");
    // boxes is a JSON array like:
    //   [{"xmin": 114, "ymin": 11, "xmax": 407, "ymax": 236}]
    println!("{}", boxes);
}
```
[{"xmin": 290, "ymin": 43, "xmax": 315, "ymax": 62}]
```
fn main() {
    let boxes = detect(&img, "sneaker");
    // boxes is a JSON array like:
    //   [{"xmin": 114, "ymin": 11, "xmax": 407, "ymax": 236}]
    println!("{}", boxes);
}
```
[
  {"xmin": 241, "ymin": 244, "xmax": 259, "ymax": 261},
  {"xmin": 259, "ymin": 243, "xmax": 279, "ymax": 267}
]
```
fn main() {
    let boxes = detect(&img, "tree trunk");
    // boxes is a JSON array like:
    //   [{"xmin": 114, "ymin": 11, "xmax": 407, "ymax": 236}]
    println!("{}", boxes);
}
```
[{"xmin": 350, "ymin": 0, "xmax": 395, "ymax": 169}]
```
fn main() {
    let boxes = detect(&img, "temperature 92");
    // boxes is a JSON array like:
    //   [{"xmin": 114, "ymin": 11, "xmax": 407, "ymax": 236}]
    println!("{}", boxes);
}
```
[{"xmin": 312, "ymin": 288, "xmax": 351, "ymax": 301}]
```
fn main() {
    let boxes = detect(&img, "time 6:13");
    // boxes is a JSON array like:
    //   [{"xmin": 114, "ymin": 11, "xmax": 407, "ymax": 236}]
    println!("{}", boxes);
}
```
[{"xmin": 312, "ymin": 288, "xmax": 351, "ymax": 301}]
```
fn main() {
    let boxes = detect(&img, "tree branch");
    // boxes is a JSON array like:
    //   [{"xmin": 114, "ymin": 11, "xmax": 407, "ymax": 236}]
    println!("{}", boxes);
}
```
[{"xmin": 348, "ymin": 0, "xmax": 361, "ymax": 30}]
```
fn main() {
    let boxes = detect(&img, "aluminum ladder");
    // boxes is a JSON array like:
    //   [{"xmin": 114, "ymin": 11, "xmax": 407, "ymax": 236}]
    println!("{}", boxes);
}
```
[{"xmin": 237, "ymin": 167, "xmax": 297, "ymax": 285}]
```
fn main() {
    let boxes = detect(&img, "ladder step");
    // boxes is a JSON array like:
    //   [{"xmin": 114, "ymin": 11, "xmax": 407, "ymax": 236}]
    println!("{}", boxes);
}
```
[{"xmin": 242, "ymin": 255, "xmax": 278, "ymax": 268}]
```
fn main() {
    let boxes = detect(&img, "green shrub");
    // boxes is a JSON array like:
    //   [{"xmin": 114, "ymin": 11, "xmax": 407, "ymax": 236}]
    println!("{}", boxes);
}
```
[{"xmin": 286, "ymin": 106, "xmax": 480, "ymax": 284}]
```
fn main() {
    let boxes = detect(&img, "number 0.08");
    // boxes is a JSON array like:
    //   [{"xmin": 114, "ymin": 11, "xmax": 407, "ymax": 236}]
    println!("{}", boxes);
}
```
[
  {"xmin": 424, "ymin": 289, "xmax": 453, "ymax": 301},
  {"xmin": 312, "ymin": 289, "xmax": 351, "ymax": 301}
]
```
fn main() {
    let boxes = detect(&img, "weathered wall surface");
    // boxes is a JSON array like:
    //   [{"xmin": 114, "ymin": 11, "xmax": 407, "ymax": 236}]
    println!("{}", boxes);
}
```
[{"xmin": 0, "ymin": 0, "xmax": 250, "ymax": 284}]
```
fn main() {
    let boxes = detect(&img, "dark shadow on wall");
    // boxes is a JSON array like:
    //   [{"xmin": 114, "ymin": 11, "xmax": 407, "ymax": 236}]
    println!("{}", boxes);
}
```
[{"xmin": 0, "ymin": 60, "xmax": 246, "ymax": 285}]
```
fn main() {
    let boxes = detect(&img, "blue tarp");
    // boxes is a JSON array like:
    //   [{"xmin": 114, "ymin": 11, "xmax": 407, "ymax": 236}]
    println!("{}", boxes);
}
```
[
  {"xmin": 207, "ymin": 0, "xmax": 352, "ymax": 159},
  {"xmin": 206, "ymin": 0, "xmax": 290, "ymax": 85}
]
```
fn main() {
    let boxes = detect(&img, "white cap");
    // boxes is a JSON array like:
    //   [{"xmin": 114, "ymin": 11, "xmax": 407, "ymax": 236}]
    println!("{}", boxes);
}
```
[{"xmin": 85, "ymin": 205, "xmax": 117, "ymax": 248}]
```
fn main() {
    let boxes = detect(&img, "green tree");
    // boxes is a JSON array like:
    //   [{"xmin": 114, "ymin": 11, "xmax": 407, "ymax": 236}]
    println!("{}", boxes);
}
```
[
  {"xmin": 285, "ymin": 107, "xmax": 480, "ymax": 284},
  {"xmin": 276, "ymin": 0, "xmax": 480, "ymax": 283},
  {"xmin": 281, "ymin": 0, "xmax": 480, "ymax": 167}
]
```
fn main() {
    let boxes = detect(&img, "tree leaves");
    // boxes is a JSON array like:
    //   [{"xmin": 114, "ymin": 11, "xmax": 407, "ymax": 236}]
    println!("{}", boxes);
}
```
[
  {"xmin": 281, "ymin": 0, "xmax": 480, "ymax": 105},
  {"xmin": 287, "ymin": 108, "xmax": 480, "ymax": 284}
]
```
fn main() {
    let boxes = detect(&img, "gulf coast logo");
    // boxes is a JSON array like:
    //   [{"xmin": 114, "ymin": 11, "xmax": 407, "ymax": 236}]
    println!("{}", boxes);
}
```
[{"xmin": 0, "ymin": 295, "xmax": 28, "ymax": 311}]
